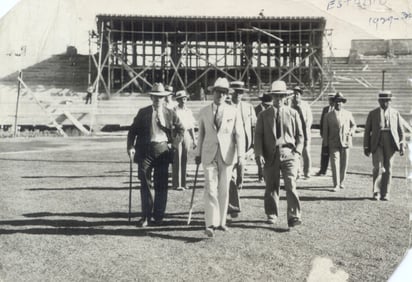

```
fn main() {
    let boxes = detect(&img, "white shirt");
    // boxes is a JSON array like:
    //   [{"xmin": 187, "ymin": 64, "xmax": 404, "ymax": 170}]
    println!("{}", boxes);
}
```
[
  {"xmin": 380, "ymin": 107, "xmax": 390, "ymax": 129},
  {"xmin": 174, "ymin": 106, "xmax": 195, "ymax": 130},
  {"xmin": 151, "ymin": 106, "xmax": 168, "ymax": 142},
  {"xmin": 275, "ymin": 107, "xmax": 285, "ymax": 146}
]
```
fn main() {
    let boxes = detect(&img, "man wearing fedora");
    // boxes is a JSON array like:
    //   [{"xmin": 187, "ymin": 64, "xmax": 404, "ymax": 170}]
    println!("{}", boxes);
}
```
[
  {"xmin": 363, "ymin": 90, "xmax": 405, "ymax": 201},
  {"xmin": 195, "ymin": 77, "xmax": 245, "ymax": 237},
  {"xmin": 127, "ymin": 83, "xmax": 185, "ymax": 227},
  {"xmin": 316, "ymin": 93, "xmax": 336, "ymax": 176},
  {"xmin": 322, "ymin": 92, "xmax": 356, "ymax": 192},
  {"xmin": 255, "ymin": 93, "xmax": 273, "ymax": 182},
  {"xmin": 291, "ymin": 86, "xmax": 313, "ymax": 179},
  {"xmin": 254, "ymin": 80, "xmax": 304, "ymax": 228},
  {"xmin": 227, "ymin": 80, "xmax": 257, "ymax": 218},
  {"xmin": 172, "ymin": 90, "xmax": 197, "ymax": 191}
]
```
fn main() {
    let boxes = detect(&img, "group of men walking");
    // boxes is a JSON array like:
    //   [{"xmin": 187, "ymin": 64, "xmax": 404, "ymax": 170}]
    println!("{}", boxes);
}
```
[{"xmin": 127, "ymin": 77, "xmax": 406, "ymax": 237}]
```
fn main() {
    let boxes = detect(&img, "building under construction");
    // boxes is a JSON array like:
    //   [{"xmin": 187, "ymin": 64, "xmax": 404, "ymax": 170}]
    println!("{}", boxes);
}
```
[{"xmin": 95, "ymin": 15, "xmax": 326, "ymax": 96}]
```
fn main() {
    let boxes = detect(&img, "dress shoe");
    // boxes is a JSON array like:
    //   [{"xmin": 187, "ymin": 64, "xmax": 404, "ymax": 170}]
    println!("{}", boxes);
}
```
[
  {"xmin": 136, "ymin": 217, "xmax": 149, "ymax": 227},
  {"xmin": 315, "ymin": 171, "xmax": 325, "ymax": 176},
  {"xmin": 152, "ymin": 218, "xmax": 164, "ymax": 226},
  {"xmin": 230, "ymin": 212, "xmax": 239, "ymax": 218},
  {"xmin": 205, "ymin": 226, "xmax": 215, "ymax": 238},
  {"xmin": 373, "ymin": 192, "xmax": 380, "ymax": 201},
  {"xmin": 266, "ymin": 216, "xmax": 276, "ymax": 225},
  {"xmin": 217, "ymin": 225, "xmax": 229, "ymax": 232},
  {"xmin": 288, "ymin": 217, "xmax": 302, "ymax": 228},
  {"xmin": 332, "ymin": 186, "xmax": 339, "ymax": 192},
  {"xmin": 304, "ymin": 174, "xmax": 311, "ymax": 179},
  {"xmin": 340, "ymin": 184, "xmax": 345, "ymax": 189},
  {"xmin": 175, "ymin": 186, "xmax": 186, "ymax": 191},
  {"xmin": 380, "ymin": 195, "xmax": 389, "ymax": 201},
  {"xmin": 258, "ymin": 177, "xmax": 264, "ymax": 183}
]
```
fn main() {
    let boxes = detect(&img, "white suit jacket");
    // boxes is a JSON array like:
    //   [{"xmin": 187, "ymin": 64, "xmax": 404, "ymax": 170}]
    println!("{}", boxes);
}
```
[{"xmin": 196, "ymin": 103, "xmax": 245, "ymax": 165}]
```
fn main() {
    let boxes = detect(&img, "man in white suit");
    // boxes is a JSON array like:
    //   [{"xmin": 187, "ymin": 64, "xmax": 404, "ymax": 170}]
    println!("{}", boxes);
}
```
[
  {"xmin": 227, "ymin": 80, "xmax": 257, "ymax": 218},
  {"xmin": 195, "ymin": 77, "xmax": 245, "ymax": 237},
  {"xmin": 322, "ymin": 92, "xmax": 356, "ymax": 191}
]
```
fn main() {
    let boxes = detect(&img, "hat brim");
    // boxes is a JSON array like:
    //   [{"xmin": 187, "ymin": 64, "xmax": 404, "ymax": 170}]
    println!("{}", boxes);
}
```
[
  {"xmin": 231, "ymin": 87, "xmax": 248, "ymax": 92},
  {"xmin": 293, "ymin": 89, "xmax": 303, "ymax": 94},
  {"xmin": 267, "ymin": 90, "xmax": 293, "ymax": 96},
  {"xmin": 334, "ymin": 98, "xmax": 347, "ymax": 103},
  {"xmin": 208, "ymin": 86, "xmax": 233, "ymax": 93},
  {"xmin": 378, "ymin": 97, "xmax": 393, "ymax": 100},
  {"xmin": 149, "ymin": 91, "xmax": 171, "ymax": 96}
]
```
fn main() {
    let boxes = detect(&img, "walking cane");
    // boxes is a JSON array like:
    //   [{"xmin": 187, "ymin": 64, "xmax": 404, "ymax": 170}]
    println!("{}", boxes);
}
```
[
  {"xmin": 128, "ymin": 157, "xmax": 133, "ymax": 222},
  {"xmin": 187, "ymin": 163, "xmax": 200, "ymax": 225}
]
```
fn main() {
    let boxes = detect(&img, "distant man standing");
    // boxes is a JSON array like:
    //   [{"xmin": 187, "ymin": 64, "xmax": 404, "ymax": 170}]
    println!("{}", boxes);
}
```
[
  {"xmin": 322, "ymin": 92, "xmax": 356, "ymax": 192},
  {"xmin": 254, "ymin": 93, "xmax": 273, "ymax": 182},
  {"xmin": 316, "ymin": 93, "xmax": 335, "ymax": 176},
  {"xmin": 196, "ymin": 77, "xmax": 245, "ymax": 237},
  {"xmin": 127, "ymin": 83, "xmax": 185, "ymax": 227},
  {"xmin": 363, "ymin": 91, "xmax": 405, "ymax": 201},
  {"xmin": 254, "ymin": 80, "xmax": 304, "ymax": 228},
  {"xmin": 172, "ymin": 90, "xmax": 197, "ymax": 191},
  {"xmin": 291, "ymin": 86, "xmax": 313, "ymax": 179},
  {"xmin": 227, "ymin": 80, "xmax": 257, "ymax": 218},
  {"xmin": 85, "ymin": 84, "xmax": 93, "ymax": 104}
]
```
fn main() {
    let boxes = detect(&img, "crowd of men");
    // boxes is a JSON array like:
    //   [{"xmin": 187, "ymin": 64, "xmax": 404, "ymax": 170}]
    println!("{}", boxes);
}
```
[{"xmin": 127, "ymin": 77, "xmax": 406, "ymax": 237}]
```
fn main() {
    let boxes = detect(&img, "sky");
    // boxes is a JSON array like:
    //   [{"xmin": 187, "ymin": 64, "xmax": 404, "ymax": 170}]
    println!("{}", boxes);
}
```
[{"xmin": 0, "ymin": 0, "xmax": 19, "ymax": 18}]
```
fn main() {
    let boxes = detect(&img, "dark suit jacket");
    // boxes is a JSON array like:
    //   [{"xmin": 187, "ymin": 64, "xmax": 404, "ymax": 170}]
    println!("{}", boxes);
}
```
[
  {"xmin": 254, "ymin": 106, "xmax": 304, "ymax": 166},
  {"xmin": 363, "ymin": 107, "xmax": 405, "ymax": 153},
  {"xmin": 322, "ymin": 109, "xmax": 356, "ymax": 148},
  {"xmin": 319, "ymin": 106, "xmax": 330, "ymax": 137},
  {"xmin": 127, "ymin": 105, "xmax": 185, "ymax": 163}
]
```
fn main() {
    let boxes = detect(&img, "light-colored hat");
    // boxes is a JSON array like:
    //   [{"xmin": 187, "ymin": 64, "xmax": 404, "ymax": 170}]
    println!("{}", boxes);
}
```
[
  {"xmin": 175, "ymin": 90, "xmax": 188, "ymax": 100},
  {"xmin": 327, "ymin": 92, "xmax": 335, "ymax": 98},
  {"xmin": 378, "ymin": 90, "xmax": 393, "ymax": 100},
  {"xmin": 148, "ymin": 83, "xmax": 172, "ymax": 96},
  {"xmin": 207, "ymin": 77, "xmax": 232, "ymax": 93},
  {"xmin": 267, "ymin": 80, "xmax": 293, "ymax": 96},
  {"xmin": 165, "ymin": 85, "xmax": 174, "ymax": 95},
  {"xmin": 293, "ymin": 86, "xmax": 304, "ymax": 94},
  {"xmin": 230, "ymin": 80, "xmax": 248, "ymax": 92},
  {"xmin": 333, "ymin": 92, "xmax": 347, "ymax": 103}
]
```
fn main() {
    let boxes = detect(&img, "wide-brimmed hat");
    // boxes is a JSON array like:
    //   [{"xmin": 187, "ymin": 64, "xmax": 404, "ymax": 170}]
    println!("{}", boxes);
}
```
[
  {"xmin": 333, "ymin": 92, "xmax": 347, "ymax": 103},
  {"xmin": 378, "ymin": 90, "xmax": 393, "ymax": 100},
  {"xmin": 293, "ymin": 86, "xmax": 304, "ymax": 94},
  {"xmin": 207, "ymin": 77, "xmax": 232, "ymax": 93},
  {"xmin": 165, "ymin": 85, "xmax": 174, "ymax": 95},
  {"xmin": 267, "ymin": 80, "xmax": 293, "ymax": 96},
  {"xmin": 230, "ymin": 80, "xmax": 248, "ymax": 92},
  {"xmin": 149, "ymin": 83, "xmax": 172, "ymax": 96},
  {"xmin": 175, "ymin": 90, "xmax": 188, "ymax": 100}
]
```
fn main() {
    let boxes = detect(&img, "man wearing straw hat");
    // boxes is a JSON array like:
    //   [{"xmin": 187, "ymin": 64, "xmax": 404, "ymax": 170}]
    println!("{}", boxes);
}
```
[
  {"xmin": 195, "ymin": 77, "xmax": 245, "ymax": 237},
  {"xmin": 315, "ymin": 92, "xmax": 335, "ymax": 176},
  {"xmin": 254, "ymin": 80, "xmax": 304, "ymax": 228},
  {"xmin": 254, "ymin": 93, "xmax": 273, "ymax": 183},
  {"xmin": 127, "ymin": 83, "xmax": 185, "ymax": 227},
  {"xmin": 291, "ymin": 86, "xmax": 313, "ymax": 179},
  {"xmin": 322, "ymin": 92, "xmax": 356, "ymax": 192},
  {"xmin": 227, "ymin": 80, "xmax": 257, "ymax": 219},
  {"xmin": 363, "ymin": 90, "xmax": 405, "ymax": 201},
  {"xmin": 172, "ymin": 90, "xmax": 197, "ymax": 191}
]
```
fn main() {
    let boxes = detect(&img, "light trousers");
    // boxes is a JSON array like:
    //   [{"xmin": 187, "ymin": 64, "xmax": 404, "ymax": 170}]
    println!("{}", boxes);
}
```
[
  {"xmin": 172, "ymin": 131, "xmax": 192, "ymax": 188},
  {"xmin": 203, "ymin": 148, "xmax": 234, "ymax": 228},
  {"xmin": 329, "ymin": 147, "xmax": 349, "ymax": 187}
]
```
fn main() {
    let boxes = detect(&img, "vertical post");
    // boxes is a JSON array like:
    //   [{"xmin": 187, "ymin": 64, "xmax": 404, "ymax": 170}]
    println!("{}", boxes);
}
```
[
  {"xmin": 13, "ymin": 71, "xmax": 23, "ymax": 137},
  {"xmin": 88, "ymin": 31, "xmax": 92, "ymax": 85},
  {"xmin": 382, "ymin": 70, "xmax": 386, "ymax": 90}
]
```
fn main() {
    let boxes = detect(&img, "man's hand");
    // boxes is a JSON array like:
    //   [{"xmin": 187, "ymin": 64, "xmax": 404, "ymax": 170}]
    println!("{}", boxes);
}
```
[
  {"xmin": 192, "ymin": 140, "xmax": 197, "ymax": 150},
  {"xmin": 400, "ymin": 144, "xmax": 405, "ymax": 156},
  {"xmin": 364, "ymin": 148, "xmax": 370, "ymax": 157},
  {"xmin": 195, "ymin": 156, "xmax": 201, "ymax": 165},
  {"xmin": 237, "ymin": 156, "xmax": 244, "ymax": 167},
  {"xmin": 128, "ymin": 148, "xmax": 135, "ymax": 160},
  {"xmin": 255, "ymin": 156, "xmax": 265, "ymax": 166}
]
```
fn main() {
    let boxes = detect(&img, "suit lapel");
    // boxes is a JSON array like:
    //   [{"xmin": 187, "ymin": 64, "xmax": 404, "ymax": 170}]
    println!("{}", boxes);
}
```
[
  {"xmin": 207, "ymin": 104, "xmax": 217, "ymax": 131},
  {"xmin": 269, "ymin": 107, "xmax": 276, "ymax": 139}
]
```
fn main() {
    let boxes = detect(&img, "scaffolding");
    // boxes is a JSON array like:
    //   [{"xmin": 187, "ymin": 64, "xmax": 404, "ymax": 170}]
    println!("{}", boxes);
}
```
[{"xmin": 94, "ymin": 15, "xmax": 326, "ymax": 97}]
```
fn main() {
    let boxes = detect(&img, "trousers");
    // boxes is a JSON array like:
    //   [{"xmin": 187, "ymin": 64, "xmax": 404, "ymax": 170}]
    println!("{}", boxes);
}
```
[
  {"xmin": 329, "ymin": 147, "xmax": 349, "ymax": 187},
  {"xmin": 172, "ymin": 131, "xmax": 192, "ymax": 188}
]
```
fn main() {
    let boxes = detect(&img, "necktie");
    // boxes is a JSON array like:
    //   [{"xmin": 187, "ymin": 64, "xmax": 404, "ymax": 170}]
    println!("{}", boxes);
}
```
[
  {"xmin": 276, "ymin": 109, "xmax": 281, "ymax": 138},
  {"xmin": 155, "ymin": 109, "xmax": 169, "ymax": 136},
  {"xmin": 214, "ymin": 105, "xmax": 221, "ymax": 129}
]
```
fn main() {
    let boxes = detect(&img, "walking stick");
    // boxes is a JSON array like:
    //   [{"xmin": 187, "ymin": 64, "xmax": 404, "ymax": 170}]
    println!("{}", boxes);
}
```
[
  {"xmin": 128, "ymin": 157, "xmax": 133, "ymax": 222},
  {"xmin": 187, "ymin": 163, "xmax": 200, "ymax": 225}
]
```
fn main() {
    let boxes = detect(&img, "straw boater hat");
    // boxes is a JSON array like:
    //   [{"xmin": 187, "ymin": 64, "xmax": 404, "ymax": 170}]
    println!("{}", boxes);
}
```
[
  {"xmin": 378, "ymin": 90, "xmax": 393, "ymax": 100},
  {"xmin": 175, "ymin": 90, "xmax": 188, "ymax": 100},
  {"xmin": 207, "ymin": 77, "xmax": 233, "ymax": 93},
  {"xmin": 333, "ymin": 92, "xmax": 347, "ymax": 103},
  {"xmin": 293, "ymin": 86, "xmax": 304, "ymax": 94},
  {"xmin": 267, "ymin": 80, "xmax": 293, "ymax": 96},
  {"xmin": 148, "ymin": 83, "xmax": 172, "ymax": 96},
  {"xmin": 230, "ymin": 80, "xmax": 248, "ymax": 92}
]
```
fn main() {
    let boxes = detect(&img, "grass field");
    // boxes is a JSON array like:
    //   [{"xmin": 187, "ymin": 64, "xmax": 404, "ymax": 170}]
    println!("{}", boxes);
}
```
[{"xmin": 0, "ymin": 135, "xmax": 411, "ymax": 282}]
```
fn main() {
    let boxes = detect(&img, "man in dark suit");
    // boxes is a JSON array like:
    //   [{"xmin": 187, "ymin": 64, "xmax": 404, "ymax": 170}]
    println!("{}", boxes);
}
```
[
  {"xmin": 127, "ymin": 83, "xmax": 185, "ymax": 227},
  {"xmin": 363, "ymin": 91, "xmax": 405, "ymax": 201},
  {"xmin": 315, "ymin": 93, "xmax": 335, "ymax": 176},
  {"xmin": 254, "ymin": 80, "xmax": 304, "ymax": 228},
  {"xmin": 254, "ymin": 93, "xmax": 272, "ymax": 182}
]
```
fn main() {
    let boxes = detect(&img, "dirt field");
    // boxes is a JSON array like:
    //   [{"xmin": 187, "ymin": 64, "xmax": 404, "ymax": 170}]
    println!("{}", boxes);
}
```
[{"xmin": 0, "ymin": 135, "xmax": 411, "ymax": 282}]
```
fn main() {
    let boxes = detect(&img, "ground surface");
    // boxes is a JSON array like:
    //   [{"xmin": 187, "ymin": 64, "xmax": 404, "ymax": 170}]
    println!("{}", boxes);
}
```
[{"xmin": 0, "ymin": 135, "xmax": 411, "ymax": 282}]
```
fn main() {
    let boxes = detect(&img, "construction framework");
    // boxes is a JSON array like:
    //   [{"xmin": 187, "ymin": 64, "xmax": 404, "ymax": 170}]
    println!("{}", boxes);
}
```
[{"xmin": 94, "ymin": 15, "xmax": 326, "ymax": 97}]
